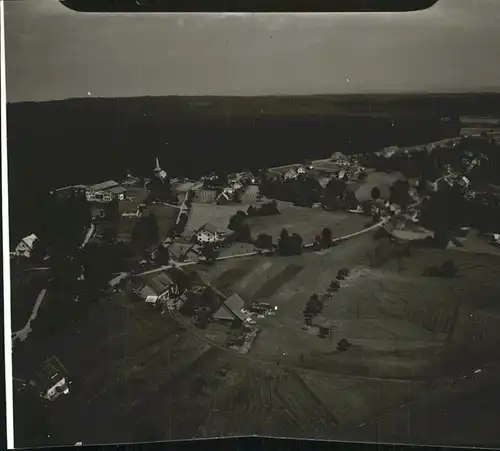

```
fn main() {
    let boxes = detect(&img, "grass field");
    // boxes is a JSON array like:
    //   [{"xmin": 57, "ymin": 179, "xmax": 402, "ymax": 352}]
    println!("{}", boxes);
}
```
[
  {"xmin": 183, "ymin": 203, "xmax": 247, "ymax": 236},
  {"xmin": 246, "ymin": 205, "xmax": 368, "ymax": 244},
  {"xmin": 15, "ymin": 228, "xmax": 500, "ymax": 447},
  {"xmin": 116, "ymin": 203, "xmax": 178, "ymax": 243},
  {"xmin": 355, "ymin": 170, "xmax": 404, "ymax": 202}
]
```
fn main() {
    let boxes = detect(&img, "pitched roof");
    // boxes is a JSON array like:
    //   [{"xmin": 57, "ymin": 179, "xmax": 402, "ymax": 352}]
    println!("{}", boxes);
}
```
[
  {"xmin": 199, "ymin": 223, "xmax": 224, "ymax": 235},
  {"xmin": 107, "ymin": 186, "xmax": 127, "ymax": 194},
  {"xmin": 148, "ymin": 272, "xmax": 174, "ymax": 294},
  {"xmin": 20, "ymin": 234, "xmax": 38, "ymax": 249},
  {"xmin": 89, "ymin": 180, "xmax": 119, "ymax": 191},
  {"xmin": 136, "ymin": 271, "xmax": 175, "ymax": 298},
  {"xmin": 213, "ymin": 293, "xmax": 248, "ymax": 322}
]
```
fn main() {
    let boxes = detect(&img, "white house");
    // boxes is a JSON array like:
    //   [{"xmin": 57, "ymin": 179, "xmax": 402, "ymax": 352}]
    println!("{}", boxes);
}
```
[
  {"xmin": 15, "ymin": 234, "xmax": 39, "ymax": 258},
  {"xmin": 297, "ymin": 166, "xmax": 307, "ymax": 175},
  {"xmin": 85, "ymin": 180, "xmax": 120, "ymax": 202},
  {"xmin": 283, "ymin": 168, "xmax": 298, "ymax": 180},
  {"xmin": 36, "ymin": 356, "xmax": 70, "ymax": 402},
  {"xmin": 133, "ymin": 271, "xmax": 179, "ymax": 304},
  {"xmin": 106, "ymin": 185, "xmax": 127, "ymax": 200},
  {"xmin": 196, "ymin": 223, "xmax": 228, "ymax": 244}
]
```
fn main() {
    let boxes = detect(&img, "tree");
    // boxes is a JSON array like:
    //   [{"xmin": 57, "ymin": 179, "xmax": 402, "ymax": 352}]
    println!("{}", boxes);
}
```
[
  {"xmin": 102, "ymin": 226, "xmax": 118, "ymax": 244},
  {"xmin": 260, "ymin": 200, "xmax": 280, "ymax": 216},
  {"xmin": 358, "ymin": 170, "xmax": 368, "ymax": 181},
  {"xmin": 145, "ymin": 212, "xmax": 160, "ymax": 244},
  {"xmin": 390, "ymin": 179, "xmax": 411, "ymax": 210},
  {"xmin": 200, "ymin": 243, "xmax": 218, "ymax": 263},
  {"xmin": 440, "ymin": 260, "xmax": 458, "ymax": 278},
  {"xmin": 321, "ymin": 228, "xmax": 333, "ymax": 247},
  {"xmin": 371, "ymin": 186, "xmax": 381, "ymax": 200},
  {"xmin": 247, "ymin": 205, "xmax": 258, "ymax": 217},
  {"xmin": 328, "ymin": 280, "xmax": 340, "ymax": 292},
  {"xmin": 277, "ymin": 229, "xmax": 289, "ymax": 254},
  {"xmin": 174, "ymin": 213, "xmax": 188, "ymax": 235},
  {"xmin": 289, "ymin": 233, "xmax": 304, "ymax": 255},
  {"xmin": 255, "ymin": 233, "xmax": 273, "ymax": 249},
  {"xmin": 105, "ymin": 198, "xmax": 120, "ymax": 221},
  {"xmin": 228, "ymin": 211, "xmax": 247, "ymax": 232},
  {"xmin": 234, "ymin": 223, "xmax": 252, "ymax": 243}
]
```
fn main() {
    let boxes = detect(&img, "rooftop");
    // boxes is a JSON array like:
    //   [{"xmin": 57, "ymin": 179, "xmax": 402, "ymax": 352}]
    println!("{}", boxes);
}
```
[
  {"xmin": 213, "ymin": 293, "xmax": 248, "ymax": 322},
  {"xmin": 107, "ymin": 186, "xmax": 127, "ymax": 194},
  {"xmin": 89, "ymin": 180, "xmax": 120, "ymax": 192},
  {"xmin": 20, "ymin": 233, "xmax": 38, "ymax": 248}
]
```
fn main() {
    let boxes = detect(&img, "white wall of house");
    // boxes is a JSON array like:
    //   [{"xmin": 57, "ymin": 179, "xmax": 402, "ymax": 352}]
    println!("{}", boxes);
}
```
[{"xmin": 196, "ymin": 230, "xmax": 222, "ymax": 243}]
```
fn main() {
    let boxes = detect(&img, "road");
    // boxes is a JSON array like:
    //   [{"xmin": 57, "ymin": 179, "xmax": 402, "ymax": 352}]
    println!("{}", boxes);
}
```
[
  {"xmin": 137, "ymin": 215, "xmax": 388, "ymax": 276},
  {"xmin": 6, "ymin": 0, "xmax": 500, "ymax": 102},
  {"xmin": 12, "ymin": 288, "xmax": 47, "ymax": 346}
]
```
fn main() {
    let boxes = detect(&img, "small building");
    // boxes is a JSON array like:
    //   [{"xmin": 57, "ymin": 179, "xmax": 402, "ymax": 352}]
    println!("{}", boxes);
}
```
[
  {"xmin": 283, "ymin": 168, "xmax": 298, "ymax": 180},
  {"xmin": 133, "ymin": 271, "xmax": 179, "ymax": 304},
  {"xmin": 297, "ymin": 166, "xmax": 307, "ymax": 175},
  {"xmin": 35, "ymin": 356, "xmax": 70, "ymax": 402},
  {"xmin": 15, "ymin": 234, "xmax": 38, "ymax": 258},
  {"xmin": 86, "ymin": 180, "xmax": 120, "ymax": 202},
  {"xmin": 195, "ymin": 223, "xmax": 228, "ymax": 244},
  {"xmin": 458, "ymin": 176, "xmax": 471, "ymax": 188},
  {"xmin": 213, "ymin": 293, "xmax": 249, "ymax": 323},
  {"xmin": 107, "ymin": 185, "xmax": 127, "ymax": 200}
]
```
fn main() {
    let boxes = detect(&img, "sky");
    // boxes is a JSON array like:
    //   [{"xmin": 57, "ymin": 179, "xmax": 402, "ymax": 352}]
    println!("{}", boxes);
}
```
[{"xmin": 4, "ymin": 0, "xmax": 500, "ymax": 102}]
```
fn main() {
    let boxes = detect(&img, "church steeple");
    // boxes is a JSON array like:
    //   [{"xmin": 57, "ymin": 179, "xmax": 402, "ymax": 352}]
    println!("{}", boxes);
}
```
[{"xmin": 153, "ymin": 156, "xmax": 167, "ymax": 181}]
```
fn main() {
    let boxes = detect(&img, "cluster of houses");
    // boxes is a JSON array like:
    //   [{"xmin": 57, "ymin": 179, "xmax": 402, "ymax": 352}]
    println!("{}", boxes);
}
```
[
  {"xmin": 54, "ymin": 180, "xmax": 128, "ymax": 203},
  {"xmin": 330, "ymin": 152, "xmax": 365, "ymax": 181},
  {"xmin": 283, "ymin": 164, "xmax": 312, "ymax": 181}
]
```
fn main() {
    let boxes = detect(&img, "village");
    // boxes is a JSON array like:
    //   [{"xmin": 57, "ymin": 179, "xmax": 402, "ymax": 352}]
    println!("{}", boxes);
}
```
[{"xmin": 9, "ymin": 120, "xmax": 500, "ymax": 446}]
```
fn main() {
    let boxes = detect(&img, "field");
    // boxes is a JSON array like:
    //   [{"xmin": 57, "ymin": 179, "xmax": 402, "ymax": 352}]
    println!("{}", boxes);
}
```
[
  {"xmin": 193, "ymin": 234, "xmax": 500, "ymax": 439},
  {"xmin": 355, "ymin": 170, "xmax": 404, "ymax": 202},
  {"xmin": 312, "ymin": 161, "xmax": 341, "ymax": 174},
  {"xmin": 14, "ymin": 222, "xmax": 500, "ymax": 447},
  {"xmin": 246, "ymin": 205, "xmax": 368, "ymax": 244},
  {"xmin": 119, "ymin": 187, "xmax": 148, "ymax": 214},
  {"xmin": 117, "ymin": 203, "xmax": 178, "ymax": 243},
  {"xmin": 183, "ymin": 203, "xmax": 247, "ymax": 236}
]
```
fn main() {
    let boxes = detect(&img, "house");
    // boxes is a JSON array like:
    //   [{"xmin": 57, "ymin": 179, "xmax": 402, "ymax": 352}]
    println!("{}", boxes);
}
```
[
  {"xmin": 106, "ymin": 185, "xmax": 127, "ymax": 200},
  {"xmin": 213, "ymin": 293, "xmax": 249, "ymax": 323},
  {"xmin": 85, "ymin": 180, "xmax": 120, "ymax": 202},
  {"xmin": 133, "ymin": 271, "xmax": 179, "ymax": 304},
  {"xmin": 195, "ymin": 223, "xmax": 229, "ymax": 244},
  {"xmin": 458, "ymin": 176, "xmax": 471, "ymax": 188},
  {"xmin": 297, "ymin": 165, "xmax": 307, "ymax": 175},
  {"xmin": 55, "ymin": 184, "xmax": 87, "ymax": 199},
  {"xmin": 35, "ymin": 356, "xmax": 70, "ymax": 402},
  {"xmin": 331, "ymin": 151, "xmax": 347, "ymax": 162},
  {"xmin": 15, "ymin": 234, "xmax": 39, "ymax": 258},
  {"xmin": 283, "ymin": 168, "xmax": 298, "ymax": 180}
]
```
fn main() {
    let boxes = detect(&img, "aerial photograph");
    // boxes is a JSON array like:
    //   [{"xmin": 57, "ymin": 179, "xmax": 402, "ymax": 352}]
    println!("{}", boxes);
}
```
[{"xmin": 5, "ymin": 0, "xmax": 500, "ymax": 449}]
